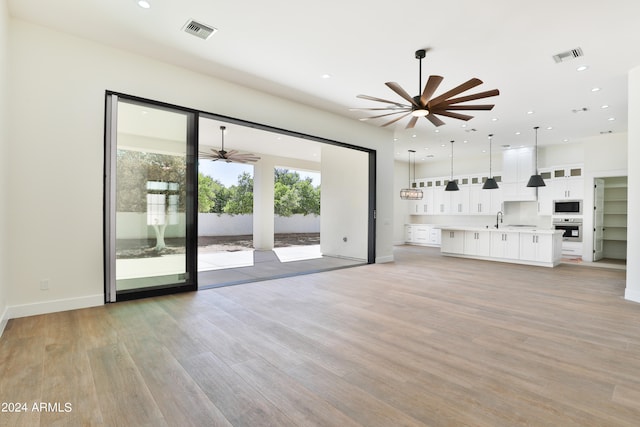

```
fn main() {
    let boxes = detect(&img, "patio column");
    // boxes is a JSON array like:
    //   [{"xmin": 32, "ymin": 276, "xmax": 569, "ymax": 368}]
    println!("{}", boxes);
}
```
[{"xmin": 253, "ymin": 156, "xmax": 275, "ymax": 250}]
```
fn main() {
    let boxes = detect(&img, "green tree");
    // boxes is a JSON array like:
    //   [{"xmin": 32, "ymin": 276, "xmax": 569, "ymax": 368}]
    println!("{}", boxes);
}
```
[
  {"xmin": 273, "ymin": 168, "xmax": 320, "ymax": 216},
  {"xmin": 198, "ymin": 173, "xmax": 229, "ymax": 213},
  {"xmin": 224, "ymin": 172, "xmax": 254, "ymax": 215},
  {"xmin": 116, "ymin": 150, "xmax": 186, "ymax": 251}
]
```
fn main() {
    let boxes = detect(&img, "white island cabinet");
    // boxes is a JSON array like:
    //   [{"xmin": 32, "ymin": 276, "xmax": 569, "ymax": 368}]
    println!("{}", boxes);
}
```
[
  {"xmin": 440, "ymin": 226, "xmax": 563, "ymax": 267},
  {"xmin": 441, "ymin": 230, "xmax": 464, "ymax": 254}
]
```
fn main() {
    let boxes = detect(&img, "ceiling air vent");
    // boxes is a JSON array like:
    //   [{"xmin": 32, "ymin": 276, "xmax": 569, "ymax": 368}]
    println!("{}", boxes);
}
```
[
  {"xmin": 553, "ymin": 47, "xmax": 584, "ymax": 63},
  {"xmin": 182, "ymin": 19, "xmax": 217, "ymax": 40},
  {"xmin": 571, "ymin": 107, "xmax": 589, "ymax": 113}
]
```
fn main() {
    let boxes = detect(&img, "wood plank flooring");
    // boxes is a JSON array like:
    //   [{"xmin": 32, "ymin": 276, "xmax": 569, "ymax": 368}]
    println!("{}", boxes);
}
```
[{"xmin": 1, "ymin": 245, "xmax": 639, "ymax": 426}]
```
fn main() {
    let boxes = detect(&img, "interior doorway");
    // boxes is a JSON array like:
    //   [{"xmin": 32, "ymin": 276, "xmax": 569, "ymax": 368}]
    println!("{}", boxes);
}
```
[{"xmin": 593, "ymin": 176, "xmax": 627, "ymax": 266}]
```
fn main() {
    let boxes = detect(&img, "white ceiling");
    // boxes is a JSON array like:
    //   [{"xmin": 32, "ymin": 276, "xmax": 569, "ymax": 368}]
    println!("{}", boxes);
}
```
[{"xmin": 9, "ymin": 0, "xmax": 640, "ymax": 163}]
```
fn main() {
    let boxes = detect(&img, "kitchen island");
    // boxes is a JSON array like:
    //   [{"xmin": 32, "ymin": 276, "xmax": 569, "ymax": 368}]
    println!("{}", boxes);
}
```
[{"xmin": 439, "ymin": 226, "xmax": 564, "ymax": 267}]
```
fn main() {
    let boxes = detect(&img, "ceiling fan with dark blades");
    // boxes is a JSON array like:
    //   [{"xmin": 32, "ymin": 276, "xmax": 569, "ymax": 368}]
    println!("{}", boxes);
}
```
[
  {"xmin": 353, "ymin": 49, "xmax": 499, "ymax": 129},
  {"xmin": 199, "ymin": 125, "xmax": 261, "ymax": 164}
]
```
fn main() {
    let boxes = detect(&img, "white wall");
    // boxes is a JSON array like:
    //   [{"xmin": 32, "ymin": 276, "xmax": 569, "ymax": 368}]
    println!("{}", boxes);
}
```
[
  {"xmin": 6, "ymin": 18, "xmax": 394, "ymax": 318},
  {"xmin": 626, "ymin": 66, "xmax": 640, "ymax": 303},
  {"xmin": 0, "ymin": 0, "xmax": 9, "ymax": 334},
  {"xmin": 321, "ymin": 145, "xmax": 369, "ymax": 260}
]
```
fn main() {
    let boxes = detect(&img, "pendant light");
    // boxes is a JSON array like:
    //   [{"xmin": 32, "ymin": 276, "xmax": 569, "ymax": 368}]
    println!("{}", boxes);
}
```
[
  {"xmin": 444, "ymin": 140, "xmax": 459, "ymax": 191},
  {"xmin": 482, "ymin": 133, "xmax": 499, "ymax": 189},
  {"xmin": 400, "ymin": 150, "xmax": 423, "ymax": 200},
  {"xmin": 526, "ymin": 126, "xmax": 546, "ymax": 187}
]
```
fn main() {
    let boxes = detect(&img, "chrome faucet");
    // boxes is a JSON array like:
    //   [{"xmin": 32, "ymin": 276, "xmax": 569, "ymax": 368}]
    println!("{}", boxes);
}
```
[{"xmin": 496, "ymin": 211, "xmax": 503, "ymax": 229}]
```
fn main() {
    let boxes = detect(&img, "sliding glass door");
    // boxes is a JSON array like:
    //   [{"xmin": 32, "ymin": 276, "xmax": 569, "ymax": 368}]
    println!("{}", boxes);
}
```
[{"xmin": 105, "ymin": 94, "xmax": 197, "ymax": 301}]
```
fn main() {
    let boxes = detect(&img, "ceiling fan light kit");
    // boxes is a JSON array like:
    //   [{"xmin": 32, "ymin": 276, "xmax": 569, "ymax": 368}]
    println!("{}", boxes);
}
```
[
  {"xmin": 199, "ymin": 125, "xmax": 261, "ymax": 164},
  {"xmin": 356, "ymin": 49, "xmax": 499, "ymax": 129}
]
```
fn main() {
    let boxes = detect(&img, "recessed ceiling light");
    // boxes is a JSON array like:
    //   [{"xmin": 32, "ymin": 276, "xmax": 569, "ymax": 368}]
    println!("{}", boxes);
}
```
[
  {"xmin": 137, "ymin": 0, "xmax": 151, "ymax": 8},
  {"xmin": 601, "ymin": 105, "xmax": 609, "ymax": 109},
  {"xmin": 412, "ymin": 134, "xmax": 417, "ymax": 138},
  {"xmin": 321, "ymin": 74, "xmax": 331, "ymax": 79},
  {"xmin": 515, "ymin": 131, "xmax": 521, "ymax": 135},
  {"xmin": 563, "ymin": 138, "xmax": 569, "ymax": 143},
  {"xmin": 608, "ymin": 117, "xmax": 616, "ymax": 121},
  {"xmin": 434, "ymin": 129, "xmax": 440, "ymax": 133},
  {"xmin": 441, "ymin": 144, "xmax": 446, "ymax": 147},
  {"xmin": 482, "ymin": 150, "xmax": 487, "ymax": 153},
  {"xmin": 393, "ymin": 138, "xmax": 398, "ymax": 141},
  {"xmin": 576, "ymin": 65, "xmax": 588, "ymax": 72},
  {"xmin": 527, "ymin": 111, "xmax": 534, "ymax": 115},
  {"xmin": 461, "ymin": 124, "xmax": 467, "ymax": 128},
  {"xmin": 591, "ymin": 87, "xmax": 601, "ymax": 92},
  {"xmin": 424, "ymin": 147, "xmax": 429, "ymax": 150},
  {"xmin": 491, "ymin": 117, "xmax": 498, "ymax": 122},
  {"xmin": 463, "ymin": 140, "xmax": 468, "ymax": 143},
  {"xmin": 546, "ymin": 126, "xmax": 553, "ymax": 130}
]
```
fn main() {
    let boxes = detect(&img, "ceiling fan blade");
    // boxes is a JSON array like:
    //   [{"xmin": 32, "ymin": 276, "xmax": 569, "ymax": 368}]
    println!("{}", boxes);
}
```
[
  {"xmin": 381, "ymin": 112, "xmax": 412, "ymax": 127},
  {"xmin": 359, "ymin": 110, "xmax": 412, "ymax": 121},
  {"xmin": 432, "ymin": 110, "xmax": 475, "ymax": 121},
  {"xmin": 356, "ymin": 94, "xmax": 409, "ymax": 107},
  {"xmin": 405, "ymin": 116, "xmax": 419, "ymax": 129},
  {"xmin": 443, "ymin": 104, "xmax": 495, "ymax": 110},
  {"xmin": 225, "ymin": 150, "xmax": 239, "ymax": 156},
  {"xmin": 425, "ymin": 114, "xmax": 445, "ymax": 127},
  {"xmin": 349, "ymin": 107, "xmax": 410, "ymax": 111},
  {"xmin": 437, "ymin": 89, "xmax": 500, "ymax": 107},
  {"xmin": 385, "ymin": 82, "xmax": 420, "ymax": 107},
  {"xmin": 420, "ymin": 75, "xmax": 444, "ymax": 105},
  {"xmin": 428, "ymin": 78, "xmax": 483, "ymax": 107}
]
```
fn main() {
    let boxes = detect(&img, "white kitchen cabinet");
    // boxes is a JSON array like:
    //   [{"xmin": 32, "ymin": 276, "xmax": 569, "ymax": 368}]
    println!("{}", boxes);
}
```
[
  {"xmin": 429, "ymin": 227, "xmax": 441, "ymax": 245},
  {"xmin": 405, "ymin": 225, "xmax": 414, "ymax": 243},
  {"xmin": 502, "ymin": 147, "xmax": 536, "ymax": 201},
  {"xmin": 551, "ymin": 166, "xmax": 584, "ymax": 200},
  {"xmin": 469, "ymin": 175, "xmax": 504, "ymax": 214},
  {"xmin": 464, "ymin": 230, "xmax": 491, "ymax": 256},
  {"xmin": 433, "ymin": 178, "xmax": 450, "ymax": 214},
  {"xmin": 405, "ymin": 224, "xmax": 441, "ymax": 246},
  {"xmin": 441, "ymin": 230, "xmax": 465, "ymax": 254},
  {"xmin": 537, "ymin": 169, "xmax": 554, "ymax": 215},
  {"xmin": 490, "ymin": 231, "xmax": 520, "ymax": 260},
  {"xmin": 450, "ymin": 177, "xmax": 470, "ymax": 214},
  {"xmin": 519, "ymin": 233, "xmax": 553, "ymax": 263}
]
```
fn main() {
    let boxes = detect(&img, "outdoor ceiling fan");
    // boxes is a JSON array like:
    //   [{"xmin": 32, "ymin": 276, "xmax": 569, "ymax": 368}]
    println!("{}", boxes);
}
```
[
  {"xmin": 353, "ymin": 49, "xmax": 499, "ymax": 129},
  {"xmin": 199, "ymin": 125, "xmax": 261, "ymax": 164}
]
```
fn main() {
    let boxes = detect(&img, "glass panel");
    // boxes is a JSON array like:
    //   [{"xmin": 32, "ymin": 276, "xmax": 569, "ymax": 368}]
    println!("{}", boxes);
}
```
[
  {"xmin": 554, "ymin": 169, "xmax": 565, "ymax": 178},
  {"xmin": 570, "ymin": 168, "xmax": 582, "ymax": 177},
  {"xmin": 472, "ymin": 177, "xmax": 479, "ymax": 184},
  {"xmin": 541, "ymin": 171, "xmax": 552, "ymax": 179},
  {"xmin": 115, "ymin": 101, "xmax": 188, "ymax": 292},
  {"xmin": 462, "ymin": 178, "xmax": 469, "ymax": 185},
  {"xmin": 494, "ymin": 175, "xmax": 502, "ymax": 182},
  {"xmin": 427, "ymin": 181, "xmax": 433, "ymax": 187},
  {"xmin": 419, "ymin": 181, "xmax": 424, "ymax": 187}
]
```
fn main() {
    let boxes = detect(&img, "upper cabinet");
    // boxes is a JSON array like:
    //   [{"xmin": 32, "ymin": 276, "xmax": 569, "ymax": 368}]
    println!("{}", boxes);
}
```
[
  {"xmin": 502, "ymin": 147, "xmax": 537, "ymax": 201},
  {"xmin": 551, "ymin": 166, "xmax": 584, "ymax": 200}
]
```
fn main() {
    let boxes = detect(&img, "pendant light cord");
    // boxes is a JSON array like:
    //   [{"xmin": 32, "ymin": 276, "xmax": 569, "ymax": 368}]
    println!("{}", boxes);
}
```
[
  {"xmin": 533, "ymin": 126, "xmax": 539, "ymax": 173},
  {"xmin": 488, "ymin": 134, "xmax": 493, "ymax": 177},
  {"xmin": 450, "ymin": 141, "xmax": 454, "ymax": 180}
]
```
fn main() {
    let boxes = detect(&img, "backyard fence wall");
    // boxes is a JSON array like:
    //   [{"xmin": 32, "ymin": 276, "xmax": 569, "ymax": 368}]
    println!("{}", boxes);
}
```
[{"xmin": 116, "ymin": 213, "xmax": 320, "ymax": 239}]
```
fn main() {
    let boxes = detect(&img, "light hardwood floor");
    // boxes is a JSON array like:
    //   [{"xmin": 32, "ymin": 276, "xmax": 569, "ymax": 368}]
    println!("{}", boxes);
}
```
[{"xmin": 1, "ymin": 245, "xmax": 639, "ymax": 426}]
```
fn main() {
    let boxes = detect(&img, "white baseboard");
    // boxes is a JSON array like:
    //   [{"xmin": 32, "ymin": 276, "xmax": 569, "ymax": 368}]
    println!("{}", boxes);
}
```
[
  {"xmin": 625, "ymin": 288, "xmax": 640, "ymax": 304},
  {"xmin": 7, "ymin": 294, "xmax": 104, "ymax": 320},
  {"xmin": 375, "ymin": 254, "xmax": 394, "ymax": 263},
  {"xmin": 0, "ymin": 305, "xmax": 8, "ymax": 338}
]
